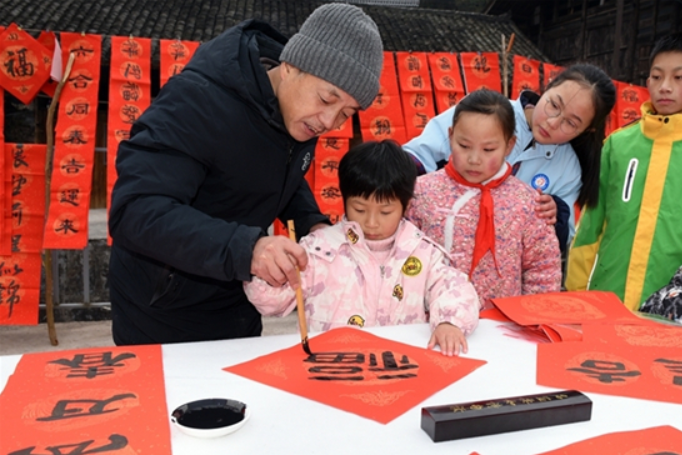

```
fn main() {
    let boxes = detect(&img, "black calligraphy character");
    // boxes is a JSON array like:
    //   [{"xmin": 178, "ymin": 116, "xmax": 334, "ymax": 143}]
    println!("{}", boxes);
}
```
[
  {"xmin": 654, "ymin": 358, "xmax": 682, "ymax": 386},
  {"xmin": 60, "ymin": 188, "xmax": 80, "ymax": 206},
  {"xmin": 474, "ymin": 56, "xmax": 491, "ymax": 74},
  {"xmin": 410, "ymin": 75, "xmax": 423, "ymax": 89},
  {"xmin": 36, "ymin": 394, "xmax": 136, "ymax": 421},
  {"xmin": 442, "ymin": 76, "xmax": 455, "ymax": 89},
  {"xmin": 13, "ymin": 144, "xmax": 28, "ymax": 168},
  {"xmin": 69, "ymin": 74, "xmax": 93, "ymax": 90},
  {"xmin": 321, "ymin": 160, "xmax": 340, "ymax": 174},
  {"xmin": 438, "ymin": 57, "xmax": 451, "ymax": 71},
  {"xmin": 115, "ymin": 130, "xmax": 131, "ymax": 141},
  {"xmin": 406, "ymin": 56, "xmax": 420, "ymax": 71},
  {"xmin": 8, "ymin": 434, "xmax": 128, "ymax": 455},
  {"xmin": 368, "ymin": 351, "xmax": 418, "ymax": 379},
  {"xmin": 170, "ymin": 43, "xmax": 187, "ymax": 61},
  {"xmin": 567, "ymin": 359, "xmax": 641, "ymax": 383},
  {"xmin": 62, "ymin": 158, "xmax": 86, "ymax": 174},
  {"xmin": 11, "ymin": 234, "xmax": 21, "ymax": 253},
  {"xmin": 622, "ymin": 89, "xmax": 639, "ymax": 103},
  {"xmin": 67, "ymin": 102, "xmax": 89, "ymax": 117},
  {"xmin": 324, "ymin": 138, "xmax": 341, "ymax": 150},
  {"xmin": 374, "ymin": 92, "xmax": 384, "ymax": 106},
  {"xmin": 171, "ymin": 64, "xmax": 183, "ymax": 76},
  {"xmin": 413, "ymin": 93, "xmax": 426, "ymax": 108},
  {"xmin": 121, "ymin": 82, "xmax": 140, "ymax": 101},
  {"xmin": 5, "ymin": 280, "xmax": 20, "ymax": 317},
  {"xmin": 50, "ymin": 352, "xmax": 137, "ymax": 379},
  {"xmin": 4, "ymin": 48, "xmax": 34, "ymax": 78},
  {"xmin": 12, "ymin": 174, "xmax": 27, "ymax": 196},
  {"xmin": 121, "ymin": 105, "xmax": 141, "ymax": 124},
  {"xmin": 55, "ymin": 219, "xmax": 79, "ymax": 235},
  {"xmin": 12, "ymin": 202, "xmax": 23, "ymax": 226},
  {"xmin": 305, "ymin": 352, "xmax": 365, "ymax": 381},
  {"xmin": 373, "ymin": 119, "xmax": 391, "ymax": 136},
  {"xmin": 71, "ymin": 45, "xmax": 94, "ymax": 59},
  {"xmin": 447, "ymin": 92, "xmax": 459, "ymax": 106},
  {"xmin": 415, "ymin": 113, "xmax": 429, "ymax": 129},
  {"xmin": 521, "ymin": 63, "xmax": 533, "ymax": 74},
  {"xmin": 123, "ymin": 63, "xmax": 142, "ymax": 80},
  {"xmin": 9, "ymin": 263, "xmax": 23, "ymax": 276},
  {"xmin": 121, "ymin": 40, "xmax": 140, "ymax": 58},
  {"xmin": 64, "ymin": 129, "xmax": 87, "ymax": 145},
  {"xmin": 320, "ymin": 187, "xmax": 341, "ymax": 200}
]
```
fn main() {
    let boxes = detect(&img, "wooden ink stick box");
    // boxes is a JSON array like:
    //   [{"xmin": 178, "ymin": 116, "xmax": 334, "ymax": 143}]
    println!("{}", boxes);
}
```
[{"xmin": 421, "ymin": 390, "xmax": 591, "ymax": 442}]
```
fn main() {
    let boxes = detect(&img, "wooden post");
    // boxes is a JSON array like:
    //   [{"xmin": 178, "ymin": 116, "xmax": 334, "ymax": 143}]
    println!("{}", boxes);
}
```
[
  {"xmin": 43, "ymin": 51, "xmax": 76, "ymax": 346},
  {"xmin": 613, "ymin": 0, "xmax": 625, "ymax": 79}
]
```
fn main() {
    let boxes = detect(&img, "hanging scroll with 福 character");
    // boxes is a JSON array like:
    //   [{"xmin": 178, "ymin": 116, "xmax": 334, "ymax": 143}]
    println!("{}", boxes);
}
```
[
  {"xmin": 43, "ymin": 33, "xmax": 101, "ymax": 249},
  {"xmin": 0, "ymin": 23, "xmax": 52, "ymax": 105}
]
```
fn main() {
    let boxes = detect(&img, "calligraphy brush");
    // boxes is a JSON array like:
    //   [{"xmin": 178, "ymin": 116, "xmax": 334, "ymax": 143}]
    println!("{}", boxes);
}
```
[{"xmin": 287, "ymin": 220, "xmax": 312, "ymax": 355}]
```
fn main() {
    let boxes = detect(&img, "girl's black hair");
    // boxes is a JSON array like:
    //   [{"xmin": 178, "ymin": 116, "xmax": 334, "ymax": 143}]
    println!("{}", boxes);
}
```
[
  {"xmin": 451, "ymin": 89, "xmax": 516, "ymax": 141},
  {"xmin": 338, "ymin": 140, "xmax": 417, "ymax": 212},
  {"xmin": 545, "ymin": 64, "xmax": 616, "ymax": 209}
]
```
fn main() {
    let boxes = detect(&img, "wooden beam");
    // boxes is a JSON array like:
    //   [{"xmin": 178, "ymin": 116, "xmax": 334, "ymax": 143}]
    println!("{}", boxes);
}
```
[{"xmin": 613, "ymin": 0, "xmax": 624, "ymax": 78}]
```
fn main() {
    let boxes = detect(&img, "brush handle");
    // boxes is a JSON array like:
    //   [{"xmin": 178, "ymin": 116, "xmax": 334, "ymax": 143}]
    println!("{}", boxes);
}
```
[{"xmin": 287, "ymin": 220, "xmax": 309, "ymax": 344}]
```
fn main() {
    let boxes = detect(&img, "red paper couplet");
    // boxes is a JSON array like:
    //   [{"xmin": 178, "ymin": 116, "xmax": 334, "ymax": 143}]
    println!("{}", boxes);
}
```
[
  {"xmin": 0, "ymin": 345, "xmax": 171, "ymax": 454},
  {"xmin": 0, "ymin": 143, "xmax": 46, "ymax": 325},
  {"xmin": 542, "ymin": 62, "xmax": 564, "ymax": 90},
  {"xmin": 224, "ymin": 327, "xmax": 486, "ymax": 424},
  {"xmin": 159, "ymin": 39, "xmax": 199, "ymax": 87},
  {"xmin": 358, "ymin": 52, "xmax": 407, "ymax": 144},
  {"xmin": 106, "ymin": 36, "xmax": 152, "ymax": 244},
  {"xmin": 0, "ymin": 23, "xmax": 52, "ymax": 105},
  {"xmin": 0, "ymin": 85, "xmax": 6, "ymax": 256},
  {"xmin": 396, "ymin": 52, "xmax": 436, "ymax": 141},
  {"xmin": 37, "ymin": 30, "xmax": 59, "ymax": 97},
  {"xmin": 43, "ymin": 33, "xmax": 102, "ymax": 249},
  {"xmin": 536, "ymin": 426, "xmax": 682, "ymax": 454},
  {"xmin": 427, "ymin": 52, "xmax": 465, "ymax": 114},
  {"xmin": 314, "ymin": 135, "xmax": 349, "ymax": 224},
  {"xmin": 614, "ymin": 80, "xmax": 649, "ymax": 129},
  {"xmin": 460, "ymin": 52, "xmax": 502, "ymax": 94},
  {"xmin": 511, "ymin": 55, "xmax": 541, "ymax": 99}
]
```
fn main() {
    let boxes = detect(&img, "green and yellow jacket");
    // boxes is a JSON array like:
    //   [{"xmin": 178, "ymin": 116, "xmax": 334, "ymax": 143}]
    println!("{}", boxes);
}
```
[{"xmin": 566, "ymin": 102, "xmax": 682, "ymax": 310}]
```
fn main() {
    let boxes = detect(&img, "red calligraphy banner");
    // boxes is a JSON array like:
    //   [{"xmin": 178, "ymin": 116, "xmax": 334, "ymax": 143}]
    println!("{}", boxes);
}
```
[
  {"xmin": 107, "ymin": 36, "xmax": 152, "ymax": 244},
  {"xmin": 0, "ymin": 345, "xmax": 171, "ymax": 454},
  {"xmin": 0, "ymin": 143, "xmax": 46, "ymax": 325},
  {"xmin": 159, "ymin": 39, "xmax": 199, "ymax": 87},
  {"xmin": 427, "ymin": 52, "xmax": 465, "ymax": 114},
  {"xmin": 314, "ymin": 136, "xmax": 349, "ymax": 224},
  {"xmin": 224, "ymin": 327, "xmax": 486, "ymax": 424},
  {"xmin": 542, "ymin": 62, "xmax": 564, "ymax": 91},
  {"xmin": 511, "ymin": 55, "xmax": 541, "ymax": 99},
  {"xmin": 2, "ymin": 130, "xmax": 12, "ymax": 256},
  {"xmin": 0, "ymin": 23, "xmax": 52, "ymax": 105},
  {"xmin": 614, "ymin": 81, "xmax": 649, "ymax": 128},
  {"xmin": 43, "ymin": 33, "xmax": 101, "ymax": 249},
  {"xmin": 460, "ymin": 52, "xmax": 502, "ymax": 94},
  {"xmin": 396, "ymin": 52, "xmax": 436, "ymax": 141},
  {"xmin": 358, "ymin": 52, "xmax": 407, "ymax": 144},
  {"xmin": 0, "ymin": 85, "xmax": 6, "ymax": 256},
  {"xmin": 37, "ymin": 30, "xmax": 59, "ymax": 98}
]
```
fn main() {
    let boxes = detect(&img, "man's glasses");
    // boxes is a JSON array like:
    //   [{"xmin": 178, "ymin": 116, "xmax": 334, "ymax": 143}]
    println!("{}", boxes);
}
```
[{"xmin": 544, "ymin": 96, "xmax": 582, "ymax": 135}]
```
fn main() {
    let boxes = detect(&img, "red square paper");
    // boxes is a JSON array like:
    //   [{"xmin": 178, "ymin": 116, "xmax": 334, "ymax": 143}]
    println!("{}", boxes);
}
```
[
  {"xmin": 224, "ymin": 327, "xmax": 486, "ymax": 424},
  {"xmin": 536, "ymin": 426, "xmax": 682, "ymax": 454}
]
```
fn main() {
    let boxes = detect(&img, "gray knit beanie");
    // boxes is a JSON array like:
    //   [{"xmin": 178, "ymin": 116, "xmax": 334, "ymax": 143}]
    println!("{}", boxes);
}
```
[{"xmin": 280, "ymin": 3, "xmax": 383, "ymax": 110}]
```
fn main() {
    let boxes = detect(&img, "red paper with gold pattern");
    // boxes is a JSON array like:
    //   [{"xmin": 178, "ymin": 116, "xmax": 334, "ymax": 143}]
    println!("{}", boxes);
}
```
[
  {"xmin": 0, "ymin": 23, "xmax": 52, "ymax": 105},
  {"xmin": 223, "ymin": 327, "xmax": 486, "ymax": 424},
  {"xmin": 511, "ymin": 55, "xmax": 541, "ymax": 99},
  {"xmin": 358, "ymin": 52, "xmax": 407, "ymax": 144},
  {"xmin": 314, "ymin": 136, "xmax": 348, "ymax": 224},
  {"xmin": 396, "ymin": 52, "xmax": 436, "ymax": 141},
  {"xmin": 582, "ymin": 321, "xmax": 682, "ymax": 348},
  {"xmin": 0, "ymin": 144, "xmax": 46, "ymax": 325},
  {"xmin": 107, "ymin": 36, "xmax": 152, "ymax": 244},
  {"xmin": 542, "ymin": 63, "xmax": 564, "ymax": 90},
  {"xmin": 159, "ymin": 39, "xmax": 199, "ymax": 87},
  {"xmin": 43, "ymin": 33, "xmax": 101, "ymax": 249},
  {"xmin": 37, "ymin": 30, "xmax": 58, "ymax": 97},
  {"xmin": 0, "ymin": 85, "xmax": 6, "ymax": 256},
  {"xmin": 428, "ymin": 52, "xmax": 465, "ymax": 114},
  {"xmin": 614, "ymin": 81, "xmax": 649, "ymax": 128},
  {"xmin": 460, "ymin": 52, "xmax": 502, "ymax": 93},
  {"xmin": 537, "ymin": 338, "xmax": 682, "ymax": 405},
  {"xmin": 536, "ymin": 426, "xmax": 682, "ymax": 455},
  {"xmin": 490, "ymin": 291, "xmax": 647, "ymax": 326},
  {"xmin": 0, "ymin": 345, "xmax": 171, "ymax": 455}
]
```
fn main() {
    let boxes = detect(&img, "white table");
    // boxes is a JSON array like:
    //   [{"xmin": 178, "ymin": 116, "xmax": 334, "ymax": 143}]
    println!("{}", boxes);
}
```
[{"xmin": 1, "ymin": 320, "xmax": 681, "ymax": 454}]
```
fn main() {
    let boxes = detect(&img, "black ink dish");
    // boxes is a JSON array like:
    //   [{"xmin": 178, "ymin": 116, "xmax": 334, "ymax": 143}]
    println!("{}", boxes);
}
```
[{"xmin": 171, "ymin": 398, "xmax": 250, "ymax": 438}]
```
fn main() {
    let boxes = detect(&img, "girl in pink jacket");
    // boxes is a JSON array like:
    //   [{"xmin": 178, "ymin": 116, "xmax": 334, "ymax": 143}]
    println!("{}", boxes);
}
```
[
  {"xmin": 245, "ymin": 140, "xmax": 479, "ymax": 356},
  {"xmin": 405, "ymin": 90, "xmax": 562, "ymax": 306}
]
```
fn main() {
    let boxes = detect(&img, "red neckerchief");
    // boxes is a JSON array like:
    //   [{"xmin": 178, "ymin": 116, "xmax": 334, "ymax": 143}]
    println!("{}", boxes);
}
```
[{"xmin": 444, "ymin": 157, "xmax": 512, "ymax": 278}]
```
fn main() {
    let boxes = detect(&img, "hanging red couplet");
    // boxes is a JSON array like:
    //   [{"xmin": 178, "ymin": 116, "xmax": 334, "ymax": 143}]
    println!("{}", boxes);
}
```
[
  {"xmin": 314, "ymin": 134, "xmax": 349, "ymax": 225},
  {"xmin": 159, "ymin": 39, "xmax": 200, "ymax": 87},
  {"xmin": 396, "ymin": 51, "xmax": 436, "ymax": 141},
  {"xmin": 43, "ymin": 33, "xmax": 102, "ymax": 249},
  {"xmin": 0, "ymin": 23, "xmax": 52, "ymax": 105},
  {"xmin": 460, "ymin": 52, "xmax": 502, "ymax": 93},
  {"xmin": 37, "ymin": 30, "xmax": 59, "ymax": 98},
  {"xmin": 428, "ymin": 52, "xmax": 465, "ymax": 114},
  {"xmin": 542, "ymin": 62, "xmax": 564, "ymax": 90},
  {"xmin": 614, "ymin": 80, "xmax": 649, "ymax": 128},
  {"xmin": 0, "ymin": 143, "xmax": 46, "ymax": 325},
  {"xmin": 511, "ymin": 55, "xmax": 541, "ymax": 99},
  {"xmin": 106, "ymin": 36, "xmax": 152, "ymax": 243},
  {"xmin": 358, "ymin": 52, "xmax": 407, "ymax": 144}
]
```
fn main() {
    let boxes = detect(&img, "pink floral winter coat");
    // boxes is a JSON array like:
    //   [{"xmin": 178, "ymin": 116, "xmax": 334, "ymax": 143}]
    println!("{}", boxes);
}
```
[
  {"xmin": 406, "ymin": 169, "xmax": 561, "ymax": 305},
  {"xmin": 244, "ymin": 219, "xmax": 479, "ymax": 334}
]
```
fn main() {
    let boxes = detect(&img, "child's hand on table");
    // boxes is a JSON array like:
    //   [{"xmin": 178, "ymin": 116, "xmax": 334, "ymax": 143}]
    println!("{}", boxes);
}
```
[{"xmin": 428, "ymin": 322, "xmax": 467, "ymax": 356}]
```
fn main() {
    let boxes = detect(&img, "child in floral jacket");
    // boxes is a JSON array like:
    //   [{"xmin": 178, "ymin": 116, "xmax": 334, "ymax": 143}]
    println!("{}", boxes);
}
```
[{"xmin": 244, "ymin": 140, "xmax": 479, "ymax": 355}]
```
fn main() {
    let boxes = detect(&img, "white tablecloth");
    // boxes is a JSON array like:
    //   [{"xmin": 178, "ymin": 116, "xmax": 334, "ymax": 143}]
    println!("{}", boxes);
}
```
[{"xmin": 1, "ymin": 319, "xmax": 681, "ymax": 454}]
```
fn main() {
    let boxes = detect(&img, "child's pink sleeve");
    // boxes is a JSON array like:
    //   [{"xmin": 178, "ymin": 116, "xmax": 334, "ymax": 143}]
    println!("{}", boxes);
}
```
[
  {"xmin": 521, "ymin": 205, "xmax": 562, "ymax": 295},
  {"xmin": 243, "ymin": 276, "xmax": 298, "ymax": 317},
  {"xmin": 425, "ymin": 247, "xmax": 480, "ymax": 335}
]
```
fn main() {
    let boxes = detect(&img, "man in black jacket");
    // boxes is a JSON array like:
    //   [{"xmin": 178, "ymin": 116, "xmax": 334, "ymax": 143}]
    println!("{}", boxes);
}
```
[{"xmin": 108, "ymin": 4, "xmax": 384, "ymax": 345}]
